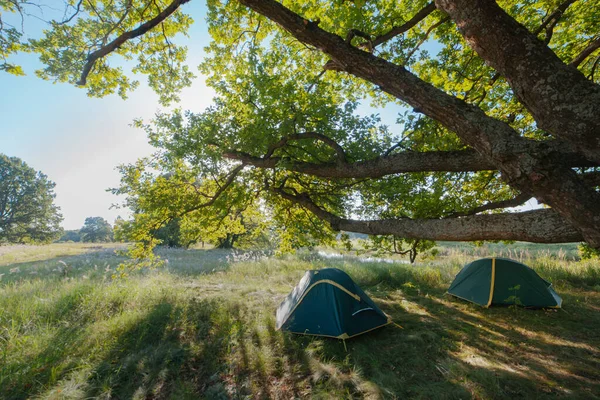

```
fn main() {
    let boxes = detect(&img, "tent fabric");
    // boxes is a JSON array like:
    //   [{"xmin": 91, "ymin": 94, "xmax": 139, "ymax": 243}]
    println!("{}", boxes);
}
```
[
  {"xmin": 276, "ymin": 268, "xmax": 391, "ymax": 339},
  {"xmin": 448, "ymin": 258, "xmax": 562, "ymax": 308}
]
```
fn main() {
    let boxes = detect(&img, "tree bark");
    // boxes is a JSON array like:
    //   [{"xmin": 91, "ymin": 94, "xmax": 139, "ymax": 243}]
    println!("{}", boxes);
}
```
[
  {"xmin": 274, "ymin": 188, "xmax": 583, "ymax": 243},
  {"xmin": 334, "ymin": 210, "xmax": 583, "ymax": 243},
  {"xmin": 224, "ymin": 144, "xmax": 594, "ymax": 178},
  {"xmin": 225, "ymin": 149, "xmax": 496, "ymax": 176},
  {"xmin": 435, "ymin": 0, "xmax": 600, "ymax": 163}
]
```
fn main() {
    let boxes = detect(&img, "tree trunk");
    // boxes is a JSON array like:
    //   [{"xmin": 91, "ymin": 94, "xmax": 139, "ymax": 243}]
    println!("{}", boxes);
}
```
[
  {"xmin": 435, "ymin": 0, "xmax": 600, "ymax": 163},
  {"xmin": 216, "ymin": 235, "xmax": 234, "ymax": 249},
  {"xmin": 216, "ymin": 234, "xmax": 238, "ymax": 249}
]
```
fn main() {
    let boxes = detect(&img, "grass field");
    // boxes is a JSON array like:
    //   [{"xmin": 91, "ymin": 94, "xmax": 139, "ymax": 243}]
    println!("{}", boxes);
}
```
[{"xmin": 1, "ymin": 243, "xmax": 599, "ymax": 399}]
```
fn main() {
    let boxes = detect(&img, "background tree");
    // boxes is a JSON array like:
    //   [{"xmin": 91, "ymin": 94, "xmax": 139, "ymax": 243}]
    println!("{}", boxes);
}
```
[
  {"xmin": 111, "ymin": 160, "xmax": 274, "ymax": 255},
  {"xmin": 58, "ymin": 230, "xmax": 82, "ymax": 243},
  {"xmin": 80, "ymin": 217, "xmax": 113, "ymax": 243},
  {"xmin": 0, "ymin": 154, "xmax": 63, "ymax": 243},
  {"xmin": 152, "ymin": 218, "xmax": 187, "ymax": 248},
  {"xmin": 3, "ymin": 0, "xmax": 600, "ymax": 256}
]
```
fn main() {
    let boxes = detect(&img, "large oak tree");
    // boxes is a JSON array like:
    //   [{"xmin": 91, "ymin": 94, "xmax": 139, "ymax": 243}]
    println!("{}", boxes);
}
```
[
  {"xmin": 0, "ymin": 154, "xmax": 63, "ymax": 243},
  {"xmin": 80, "ymin": 216, "xmax": 114, "ymax": 242},
  {"xmin": 3, "ymin": 0, "xmax": 599, "ymax": 252}
]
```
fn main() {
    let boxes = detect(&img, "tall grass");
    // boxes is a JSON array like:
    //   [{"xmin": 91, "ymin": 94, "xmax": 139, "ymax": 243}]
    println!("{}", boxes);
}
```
[
  {"xmin": 0, "ymin": 244, "xmax": 599, "ymax": 399},
  {"xmin": 435, "ymin": 241, "xmax": 580, "ymax": 261}
]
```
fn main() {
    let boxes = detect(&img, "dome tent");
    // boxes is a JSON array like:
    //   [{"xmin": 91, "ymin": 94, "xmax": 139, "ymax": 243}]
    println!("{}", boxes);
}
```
[
  {"xmin": 448, "ymin": 258, "xmax": 562, "ymax": 308},
  {"xmin": 276, "ymin": 268, "xmax": 391, "ymax": 339}
]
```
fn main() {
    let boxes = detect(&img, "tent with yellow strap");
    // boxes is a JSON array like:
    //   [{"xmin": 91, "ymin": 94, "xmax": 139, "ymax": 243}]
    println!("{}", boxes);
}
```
[
  {"xmin": 447, "ymin": 257, "xmax": 562, "ymax": 308},
  {"xmin": 276, "ymin": 268, "xmax": 394, "ymax": 340}
]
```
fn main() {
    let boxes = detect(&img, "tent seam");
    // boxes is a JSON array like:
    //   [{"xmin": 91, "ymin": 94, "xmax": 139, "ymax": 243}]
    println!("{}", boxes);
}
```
[
  {"xmin": 486, "ymin": 258, "xmax": 496, "ymax": 308},
  {"xmin": 278, "ymin": 279, "xmax": 361, "ymax": 329},
  {"xmin": 284, "ymin": 320, "xmax": 393, "ymax": 340}
]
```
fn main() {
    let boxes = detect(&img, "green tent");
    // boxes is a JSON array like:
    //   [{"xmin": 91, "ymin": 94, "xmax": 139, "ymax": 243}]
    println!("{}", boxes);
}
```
[
  {"xmin": 276, "ymin": 268, "xmax": 392, "ymax": 339},
  {"xmin": 448, "ymin": 258, "xmax": 562, "ymax": 308}
]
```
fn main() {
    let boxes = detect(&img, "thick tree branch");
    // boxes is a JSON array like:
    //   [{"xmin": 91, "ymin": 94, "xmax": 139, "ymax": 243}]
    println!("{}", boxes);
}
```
[
  {"xmin": 225, "ymin": 149, "xmax": 494, "ymax": 176},
  {"xmin": 273, "ymin": 188, "xmax": 583, "ymax": 243},
  {"xmin": 225, "ymin": 146, "xmax": 595, "ymax": 178},
  {"xmin": 371, "ymin": 2, "xmax": 437, "ymax": 48},
  {"xmin": 77, "ymin": 0, "xmax": 190, "ymax": 85},
  {"xmin": 434, "ymin": 0, "xmax": 600, "ymax": 163},
  {"xmin": 571, "ymin": 37, "xmax": 600, "ymax": 68}
]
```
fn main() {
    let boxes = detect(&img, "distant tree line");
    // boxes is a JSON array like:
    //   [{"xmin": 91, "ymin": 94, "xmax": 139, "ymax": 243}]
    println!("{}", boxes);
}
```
[{"xmin": 57, "ymin": 216, "xmax": 114, "ymax": 243}]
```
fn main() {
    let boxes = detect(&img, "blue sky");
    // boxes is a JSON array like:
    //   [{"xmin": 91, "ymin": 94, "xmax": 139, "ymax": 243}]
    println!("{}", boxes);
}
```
[
  {"xmin": 0, "ymin": 2, "xmax": 216, "ymax": 229},
  {"xmin": 0, "ymin": 2, "xmax": 435, "ymax": 230}
]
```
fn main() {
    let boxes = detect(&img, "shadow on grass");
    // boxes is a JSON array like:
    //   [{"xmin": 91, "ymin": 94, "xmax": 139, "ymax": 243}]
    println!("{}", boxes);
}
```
[
  {"xmin": 2, "ymin": 294, "xmax": 233, "ymax": 399},
  {"xmin": 3, "ymin": 253, "xmax": 599, "ymax": 399},
  {"xmin": 349, "ymin": 266, "xmax": 598, "ymax": 398},
  {"xmin": 266, "ymin": 260, "xmax": 600, "ymax": 398},
  {"xmin": 0, "ymin": 284, "xmax": 98, "ymax": 399},
  {"xmin": 82, "ymin": 302, "xmax": 186, "ymax": 398}
]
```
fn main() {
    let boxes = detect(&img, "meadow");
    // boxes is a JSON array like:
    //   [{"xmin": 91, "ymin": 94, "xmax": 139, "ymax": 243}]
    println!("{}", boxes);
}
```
[{"xmin": 0, "ymin": 243, "xmax": 599, "ymax": 399}]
